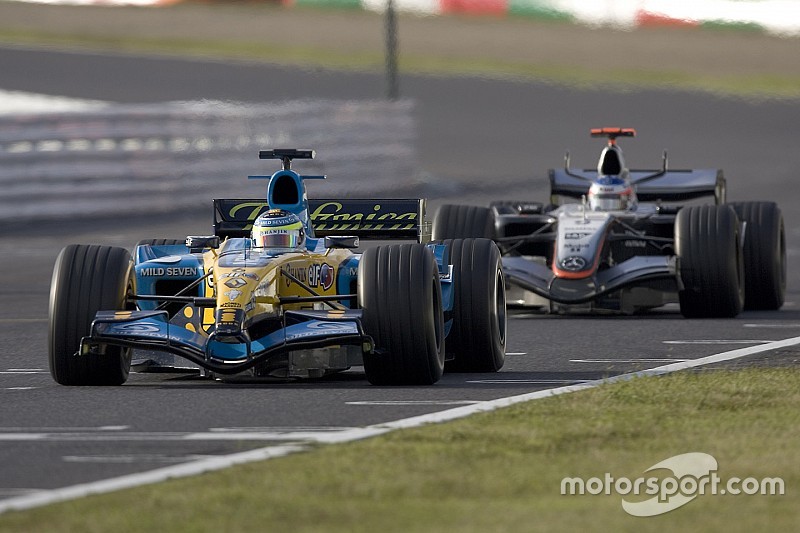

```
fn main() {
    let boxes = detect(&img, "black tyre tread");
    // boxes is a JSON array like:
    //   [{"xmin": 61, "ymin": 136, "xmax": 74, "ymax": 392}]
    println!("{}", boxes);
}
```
[
  {"xmin": 135, "ymin": 239, "xmax": 185, "ymax": 246},
  {"xmin": 359, "ymin": 244, "xmax": 444, "ymax": 385},
  {"xmin": 438, "ymin": 238, "xmax": 506, "ymax": 372},
  {"xmin": 730, "ymin": 201, "xmax": 786, "ymax": 310},
  {"xmin": 676, "ymin": 205, "xmax": 744, "ymax": 318},
  {"xmin": 48, "ymin": 245, "xmax": 133, "ymax": 385},
  {"xmin": 432, "ymin": 204, "xmax": 494, "ymax": 240}
]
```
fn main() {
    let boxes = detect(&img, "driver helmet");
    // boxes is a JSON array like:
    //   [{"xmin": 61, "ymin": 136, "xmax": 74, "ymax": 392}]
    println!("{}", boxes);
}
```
[
  {"xmin": 252, "ymin": 209, "xmax": 306, "ymax": 250},
  {"xmin": 588, "ymin": 176, "xmax": 636, "ymax": 211}
]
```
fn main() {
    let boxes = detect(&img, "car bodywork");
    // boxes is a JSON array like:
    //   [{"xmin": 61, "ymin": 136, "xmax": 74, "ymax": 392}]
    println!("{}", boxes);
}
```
[
  {"xmin": 434, "ymin": 128, "xmax": 785, "ymax": 317},
  {"xmin": 499, "ymin": 163, "xmax": 721, "ymax": 313},
  {"xmin": 116, "ymin": 211, "xmax": 435, "ymax": 378},
  {"xmin": 64, "ymin": 149, "xmax": 475, "ymax": 383}
]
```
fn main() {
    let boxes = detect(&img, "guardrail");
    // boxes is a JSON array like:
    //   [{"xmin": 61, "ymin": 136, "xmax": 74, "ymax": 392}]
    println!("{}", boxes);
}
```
[{"xmin": 0, "ymin": 99, "xmax": 416, "ymax": 222}]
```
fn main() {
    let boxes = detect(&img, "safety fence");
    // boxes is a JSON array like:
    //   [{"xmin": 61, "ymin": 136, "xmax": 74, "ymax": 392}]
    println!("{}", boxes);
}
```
[{"xmin": 0, "ymin": 99, "xmax": 416, "ymax": 222}]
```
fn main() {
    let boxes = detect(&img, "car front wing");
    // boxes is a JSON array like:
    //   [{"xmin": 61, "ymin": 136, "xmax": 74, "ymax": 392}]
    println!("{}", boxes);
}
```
[
  {"xmin": 79, "ymin": 309, "xmax": 373, "ymax": 375},
  {"xmin": 502, "ymin": 255, "xmax": 678, "ymax": 304}
]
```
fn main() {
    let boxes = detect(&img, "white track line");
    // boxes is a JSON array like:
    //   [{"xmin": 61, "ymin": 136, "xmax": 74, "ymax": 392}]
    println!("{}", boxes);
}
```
[
  {"xmin": 662, "ymin": 340, "xmax": 770, "ymax": 345},
  {"xmin": 571, "ymin": 358, "xmax": 690, "ymax": 363},
  {"xmin": 2, "ymin": 334, "xmax": 800, "ymax": 514},
  {"xmin": 744, "ymin": 323, "xmax": 800, "ymax": 328}
]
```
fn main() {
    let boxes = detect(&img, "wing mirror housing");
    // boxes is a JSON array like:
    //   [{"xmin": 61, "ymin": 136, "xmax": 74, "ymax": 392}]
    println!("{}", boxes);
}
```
[
  {"xmin": 324, "ymin": 236, "xmax": 360, "ymax": 249},
  {"xmin": 186, "ymin": 236, "xmax": 221, "ymax": 253}
]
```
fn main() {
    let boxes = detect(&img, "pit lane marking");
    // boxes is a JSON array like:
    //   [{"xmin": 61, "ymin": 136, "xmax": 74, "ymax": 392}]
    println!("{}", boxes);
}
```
[{"xmin": 5, "ymin": 334, "xmax": 800, "ymax": 514}]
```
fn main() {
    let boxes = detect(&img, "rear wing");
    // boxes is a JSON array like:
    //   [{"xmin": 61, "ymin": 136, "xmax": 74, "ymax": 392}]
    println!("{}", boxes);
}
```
[
  {"xmin": 214, "ymin": 198, "xmax": 428, "ymax": 241},
  {"xmin": 549, "ymin": 168, "xmax": 726, "ymax": 205}
]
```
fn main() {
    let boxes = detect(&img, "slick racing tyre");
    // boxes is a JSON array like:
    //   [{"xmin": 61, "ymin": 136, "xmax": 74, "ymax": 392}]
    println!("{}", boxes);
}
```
[
  {"xmin": 135, "ymin": 239, "xmax": 185, "ymax": 246},
  {"xmin": 730, "ymin": 202, "xmax": 786, "ymax": 310},
  {"xmin": 358, "ymin": 244, "xmax": 445, "ymax": 385},
  {"xmin": 436, "ymin": 238, "xmax": 506, "ymax": 372},
  {"xmin": 432, "ymin": 204, "xmax": 495, "ymax": 240},
  {"xmin": 675, "ymin": 205, "xmax": 744, "ymax": 318},
  {"xmin": 49, "ymin": 245, "xmax": 135, "ymax": 385}
]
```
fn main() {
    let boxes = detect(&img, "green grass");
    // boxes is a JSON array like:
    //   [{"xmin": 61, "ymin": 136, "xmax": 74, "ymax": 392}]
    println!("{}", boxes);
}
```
[
  {"xmin": 1, "ymin": 368, "xmax": 798, "ymax": 532},
  {"xmin": 1, "ymin": 29, "xmax": 799, "ymax": 98}
]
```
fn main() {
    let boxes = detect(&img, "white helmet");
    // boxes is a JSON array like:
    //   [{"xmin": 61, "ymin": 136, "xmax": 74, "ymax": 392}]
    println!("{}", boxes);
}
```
[{"xmin": 588, "ymin": 177, "xmax": 636, "ymax": 211}]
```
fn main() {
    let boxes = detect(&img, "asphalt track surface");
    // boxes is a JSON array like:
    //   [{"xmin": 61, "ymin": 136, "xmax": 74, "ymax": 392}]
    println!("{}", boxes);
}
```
[{"xmin": 1, "ymin": 45, "xmax": 800, "ymax": 506}]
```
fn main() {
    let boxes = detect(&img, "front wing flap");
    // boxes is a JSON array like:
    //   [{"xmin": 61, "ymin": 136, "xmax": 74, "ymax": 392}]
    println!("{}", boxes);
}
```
[
  {"xmin": 82, "ymin": 309, "xmax": 372, "ymax": 375},
  {"xmin": 503, "ymin": 255, "xmax": 678, "ymax": 304}
]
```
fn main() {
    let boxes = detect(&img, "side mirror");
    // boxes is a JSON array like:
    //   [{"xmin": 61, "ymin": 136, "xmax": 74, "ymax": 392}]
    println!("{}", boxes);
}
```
[
  {"xmin": 324, "ymin": 236, "xmax": 359, "ymax": 249},
  {"xmin": 186, "ymin": 236, "xmax": 221, "ymax": 253}
]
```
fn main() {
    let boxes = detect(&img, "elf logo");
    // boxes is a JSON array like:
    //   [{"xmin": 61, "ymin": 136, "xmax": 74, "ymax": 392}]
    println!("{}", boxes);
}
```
[{"xmin": 307, "ymin": 263, "xmax": 334, "ymax": 290}]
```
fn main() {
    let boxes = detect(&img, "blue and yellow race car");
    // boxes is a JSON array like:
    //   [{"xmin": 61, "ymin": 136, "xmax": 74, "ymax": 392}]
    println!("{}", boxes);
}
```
[{"xmin": 48, "ymin": 149, "xmax": 506, "ymax": 386}]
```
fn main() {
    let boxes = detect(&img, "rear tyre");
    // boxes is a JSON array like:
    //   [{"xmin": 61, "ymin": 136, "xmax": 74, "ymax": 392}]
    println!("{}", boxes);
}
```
[
  {"xmin": 675, "ymin": 205, "xmax": 744, "ymax": 318},
  {"xmin": 48, "ymin": 245, "xmax": 134, "ymax": 385},
  {"xmin": 730, "ymin": 201, "xmax": 786, "ymax": 310},
  {"xmin": 437, "ymin": 238, "xmax": 506, "ymax": 372},
  {"xmin": 358, "ymin": 244, "xmax": 445, "ymax": 385},
  {"xmin": 135, "ymin": 239, "xmax": 185, "ymax": 246},
  {"xmin": 432, "ymin": 204, "xmax": 494, "ymax": 240}
]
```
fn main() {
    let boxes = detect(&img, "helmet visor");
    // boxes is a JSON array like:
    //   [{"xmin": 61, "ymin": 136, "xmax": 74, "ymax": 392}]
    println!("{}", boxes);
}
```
[
  {"xmin": 255, "ymin": 230, "xmax": 302, "ymax": 249},
  {"xmin": 590, "ymin": 193, "xmax": 625, "ymax": 211}
]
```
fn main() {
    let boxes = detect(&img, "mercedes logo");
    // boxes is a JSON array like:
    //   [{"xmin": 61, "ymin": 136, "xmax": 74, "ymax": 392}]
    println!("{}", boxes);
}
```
[{"xmin": 561, "ymin": 256, "xmax": 587, "ymax": 271}]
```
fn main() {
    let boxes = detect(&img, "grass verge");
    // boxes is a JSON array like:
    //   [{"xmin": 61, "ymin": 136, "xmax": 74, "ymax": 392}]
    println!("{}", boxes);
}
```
[
  {"xmin": 0, "ymin": 367, "xmax": 798, "ymax": 532},
  {"xmin": 1, "ymin": 29, "xmax": 799, "ymax": 99}
]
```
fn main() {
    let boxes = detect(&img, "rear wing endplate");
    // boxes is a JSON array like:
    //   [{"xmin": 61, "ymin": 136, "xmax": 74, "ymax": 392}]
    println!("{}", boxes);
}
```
[
  {"xmin": 549, "ymin": 168, "xmax": 726, "ymax": 205},
  {"xmin": 214, "ymin": 198, "xmax": 428, "ymax": 241}
]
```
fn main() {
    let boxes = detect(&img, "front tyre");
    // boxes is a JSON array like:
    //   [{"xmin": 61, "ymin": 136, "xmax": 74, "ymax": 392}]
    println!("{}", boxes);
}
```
[
  {"xmin": 730, "ymin": 201, "xmax": 786, "ymax": 310},
  {"xmin": 358, "ymin": 244, "xmax": 445, "ymax": 385},
  {"xmin": 48, "ymin": 245, "xmax": 134, "ymax": 385},
  {"xmin": 675, "ymin": 205, "xmax": 744, "ymax": 318},
  {"xmin": 437, "ymin": 238, "xmax": 506, "ymax": 372}
]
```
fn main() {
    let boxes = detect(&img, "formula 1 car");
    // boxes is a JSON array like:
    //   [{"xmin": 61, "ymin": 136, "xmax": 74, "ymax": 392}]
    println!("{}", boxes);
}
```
[
  {"xmin": 48, "ymin": 149, "xmax": 506, "ymax": 386},
  {"xmin": 432, "ymin": 128, "xmax": 786, "ymax": 317}
]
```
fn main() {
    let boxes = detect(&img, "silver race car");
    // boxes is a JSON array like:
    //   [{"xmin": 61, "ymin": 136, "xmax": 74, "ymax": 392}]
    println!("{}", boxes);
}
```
[{"xmin": 433, "ymin": 127, "xmax": 785, "ymax": 317}]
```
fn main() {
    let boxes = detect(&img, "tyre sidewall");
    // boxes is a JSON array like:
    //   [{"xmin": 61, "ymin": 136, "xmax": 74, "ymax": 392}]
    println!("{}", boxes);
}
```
[
  {"xmin": 48, "ymin": 245, "xmax": 134, "ymax": 385},
  {"xmin": 676, "ymin": 205, "xmax": 744, "ymax": 318}
]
